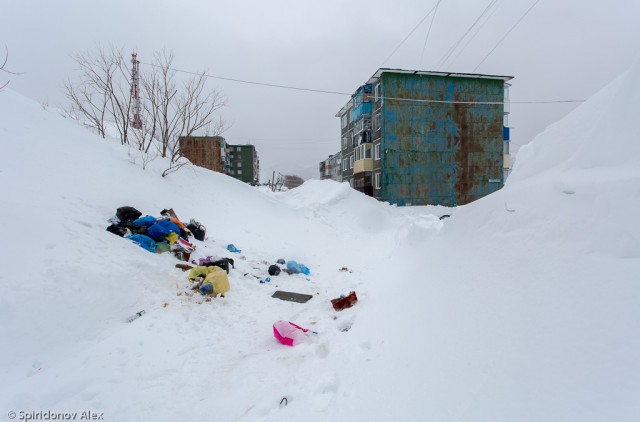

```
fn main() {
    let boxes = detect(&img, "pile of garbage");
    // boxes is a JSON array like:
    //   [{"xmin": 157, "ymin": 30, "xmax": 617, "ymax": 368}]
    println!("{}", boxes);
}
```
[
  {"xmin": 106, "ymin": 206, "xmax": 205, "ymax": 261},
  {"xmin": 106, "ymin": 207, "xmax": 359, "ymax": 343}
]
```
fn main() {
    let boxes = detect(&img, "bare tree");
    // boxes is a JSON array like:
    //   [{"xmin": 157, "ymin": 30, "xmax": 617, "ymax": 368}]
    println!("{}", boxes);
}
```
[
  {"xmin": 64, "ymin": 47, "xmax": 227, "ymax": 177},
  {"xmin": 1, "ymin": 46, "xmax": 23, "ymax": 92},
  {"xmin": 63, "ymin": 46, "xmax": 132, "ymax": 142},
  {"xmin": 140, "ymin": 50, "xmax": 228, "ymax": 177}
]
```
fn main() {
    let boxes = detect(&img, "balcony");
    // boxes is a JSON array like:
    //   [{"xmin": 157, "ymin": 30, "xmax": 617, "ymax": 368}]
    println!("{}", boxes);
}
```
[
  {"xmin": 353, "ymin": 102, "xmax": 372, "ymax": 121},
  {"xmin": 353, "ymin": 158, "xmax": 373, "ymax": 174}
]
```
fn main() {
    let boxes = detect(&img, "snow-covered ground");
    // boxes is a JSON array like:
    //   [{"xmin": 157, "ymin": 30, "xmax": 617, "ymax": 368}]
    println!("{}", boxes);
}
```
[{"xmin": 1, "ymin": 60, "xmax": 639, "ymax": 422}]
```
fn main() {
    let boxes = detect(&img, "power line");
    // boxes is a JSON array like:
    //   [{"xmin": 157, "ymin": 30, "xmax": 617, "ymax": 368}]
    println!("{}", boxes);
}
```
[
  {"xmin": 138, "ymin": 61, "xmax": 583, "ymax": 104},
  {"xmin": 473, "ymin": 0, "xmax": 542, "ymax": 72},
  {"xmin": 139, "ymin": 60, "xmax": 351, "ymax": 96},
  {"xmin": 419, "ymin": 0, "xmax": 443, "ymax": 68},
  {"xmin": 447, "ymin": 0, "xmax": 503, "ymax": 69},
  {"xmin": 435, "ymin": 0, "xmax": 499, "ymax": 70},
  {"xmin": 380, "ymin": 1, "xmax": 441, "ymax": 67}
]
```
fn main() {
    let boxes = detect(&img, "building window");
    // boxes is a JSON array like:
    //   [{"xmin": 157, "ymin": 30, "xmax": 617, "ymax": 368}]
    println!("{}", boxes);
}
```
[
  {"xmin": 343, "ymin": 159, "xmax": 348, "ymax": 171},
  {"xmin": 237, "ymin": 170, "xmax": 242, "ymax": 175},
  {"xmin": 237, "ymin": 146, "xmax": 241, "ymax": 152},
  {"xmin": 237, "ymin": 162, "xmax": 242, "ymax": 168},
  {"xmin": 375, "ymin": 172, "xmax": 381, "ymax": 189},
  {"xmin": 230, "ymin": 169, "xmax": 235, "ymax": 175},
  {"xmin": 374, "ymin": 82, "xmax": 381, "ymax": 100},
  {"xmin": 350, "ymin": 155, "xmax": 354, "ymax": 169},
  {"xmin": 374, "ymin": 113, "xmax": 381, "ymax": 132},
  {"xmin": 342, "ymin": 135, "xmax": 348, "ymax": 150},
  {"xmin": 341, "ymin": 114, "xmax": 348, "ymax": 128},
  {"xmin": 374, "ymin": 143, "xmax": 380, "ymax": 160}
]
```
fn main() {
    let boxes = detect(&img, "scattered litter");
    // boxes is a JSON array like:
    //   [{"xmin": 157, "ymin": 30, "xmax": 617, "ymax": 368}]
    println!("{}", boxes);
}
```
[
  {"xmin": 163, "ymin": 303, "xmax": 169, "ymax": 308},
  {"xmin": 272, "ymin": 290, "xmax": 313, "ymax": 303},
  {"xmin": 276, "ymin": 258, "xmax": 286, "ymax": 265},
  {"xmin": 191, "ymin": 266, "xmax": 230, "ymax": 297},
  {"xmin": 339, "ymin": 267, "xmax": 353, "ymax": 273},
  {"xmin": 279, "ymin": 397, "xmax": 288, "ymax": 408},
  {"xmin": 273, "ymin": 320, "xmax": 313, "ymax": 346},
  {"xmin": 268, "ymin": 264, "xmax": 281, "ymax": 276},
  {"xmin": 186, "ymin": 218, "xmax": 206, "ymax": 241},
  {"xmin": 175, "ymin": 263, "xmax": 194, "ymax": 272},
  {"xmin": 227, "ymin": 244, "xmax": 242, "ymax": 253},
  {"xmin": 331, "ymin": 291, "xmax": 358, "ymax": 311},
  {"xmin": 439, "ymin": 214, "xmax": 451, "ymax": 220},
  {"xmin": 126, "ymin": 310, "xmax": 146, "ymax": 323},
  {"xmin": 286, "ymin": 261, "xmax": 310, "ymax": 275}
]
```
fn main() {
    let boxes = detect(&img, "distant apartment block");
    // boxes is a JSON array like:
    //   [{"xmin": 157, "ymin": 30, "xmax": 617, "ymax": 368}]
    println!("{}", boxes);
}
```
[
  {"xmin": 179, "ymin": 136, "xmax": 230, "ymax": 174},
  {"xmin": 336, "ymin": 68, "xmax": 513, "ymax": 206},
  {"xmin": 319, "ymin": 153, "xmax": 342, "ymax": 182},
  {"xmin": 227, "ymin": 144, "xmax": 260, "ymax": 185}
]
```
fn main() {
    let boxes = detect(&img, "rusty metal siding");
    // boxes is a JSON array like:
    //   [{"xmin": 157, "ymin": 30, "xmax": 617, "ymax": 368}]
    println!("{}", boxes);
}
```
[{"xmin": 380, "ymin": 73, "xmax": 504, "ymax": 206}]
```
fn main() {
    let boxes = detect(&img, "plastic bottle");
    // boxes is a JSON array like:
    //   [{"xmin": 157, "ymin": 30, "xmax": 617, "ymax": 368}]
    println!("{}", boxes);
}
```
[{"xmin": 127, "ymin": 310, "xmax": 146, "ymax": 323}]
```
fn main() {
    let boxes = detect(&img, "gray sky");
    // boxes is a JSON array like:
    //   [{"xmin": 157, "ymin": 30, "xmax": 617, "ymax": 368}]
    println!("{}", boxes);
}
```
[{"xmin": 3, "ymin": 0, "xmax": 639, "ymax": 181}]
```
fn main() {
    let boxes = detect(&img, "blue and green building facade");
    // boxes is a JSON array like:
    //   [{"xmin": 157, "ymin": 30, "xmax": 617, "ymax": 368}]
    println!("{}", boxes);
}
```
[{"xmin": 336, "ymin": 68, "xmax": 513, "ymax": 206}]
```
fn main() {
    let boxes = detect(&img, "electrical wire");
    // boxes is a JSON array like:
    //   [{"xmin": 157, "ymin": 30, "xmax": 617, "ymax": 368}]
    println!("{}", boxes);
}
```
[
  {"xmin": 380, "ymin": 1, "xmax": 441, "ymax": 67},
  {"xmin": 435, "ymin": 0, "xmax": 498, "ymax": 70},
  {"xmin": 473, "ymin": 0, "xmax": 542, "ymax": 72},
  {"xmin": 447, "ymin": 0, "xmax": 502, "ymax": 69},
  {"xmin": 419, "ymin": 0, "xmax": 443, "ymax": 68},
  {"xmin": 139, "ymin": 60, "xmax": 351, "ymax": 96},
  {"xmin": 138, "ymin": 61, "xmax": 583, "ymax": 104}
]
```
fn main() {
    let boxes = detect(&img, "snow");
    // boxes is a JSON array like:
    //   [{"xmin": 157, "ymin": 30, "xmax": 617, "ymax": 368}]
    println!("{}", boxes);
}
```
[{"xmin": 1, "ymin": 60, "xmax": 640, "ymax": 421}]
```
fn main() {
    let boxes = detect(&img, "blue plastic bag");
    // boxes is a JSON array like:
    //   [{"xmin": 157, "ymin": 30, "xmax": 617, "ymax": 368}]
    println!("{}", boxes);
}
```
[
  {"xmin": 287, "ymin": 260, "xmax": 310, "ymax": 275},
  {"xmin": 147, "ymin": 219, "xmax": 181, "ymax": 241},
  {"xmin": 227, "ymin": 244, "xmax": 242, "ymax": 253},
  {"xmin": 131, "ymin": 215, "xmax": 157, "ymax": 227},
  {"xmin": 125, "ymin": 234, "xmax": 157, "ymax": 252}
]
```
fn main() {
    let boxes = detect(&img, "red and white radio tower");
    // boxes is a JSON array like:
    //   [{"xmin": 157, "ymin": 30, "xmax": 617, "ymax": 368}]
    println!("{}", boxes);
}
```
[{"xmin": 130, "ymin": 52, "xmax": 142, "ymax": 129}]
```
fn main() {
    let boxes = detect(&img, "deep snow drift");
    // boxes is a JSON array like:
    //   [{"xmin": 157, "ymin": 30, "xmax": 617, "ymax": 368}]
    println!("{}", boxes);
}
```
[{"xmin": 1, "ymin": 60, "xmax": 639, "ymax": 421}]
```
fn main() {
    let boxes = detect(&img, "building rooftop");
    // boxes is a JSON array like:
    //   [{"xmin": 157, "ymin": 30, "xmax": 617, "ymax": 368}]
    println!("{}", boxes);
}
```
[{"xmin": 366, "ymin": 68, "xmax": 514, "ymax": 85}]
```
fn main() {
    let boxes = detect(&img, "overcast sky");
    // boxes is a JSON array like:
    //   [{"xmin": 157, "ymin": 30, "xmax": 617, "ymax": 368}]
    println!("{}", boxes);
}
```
[{"xmin": 3, "ymin": 0, "xmax": 639, "ymax": 181}]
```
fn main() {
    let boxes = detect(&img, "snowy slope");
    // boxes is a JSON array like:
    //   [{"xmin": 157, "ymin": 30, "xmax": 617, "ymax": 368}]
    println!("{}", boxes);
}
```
[{"xmin": 1, "ymin": 59, "xmax": 639, "ymax": 422}]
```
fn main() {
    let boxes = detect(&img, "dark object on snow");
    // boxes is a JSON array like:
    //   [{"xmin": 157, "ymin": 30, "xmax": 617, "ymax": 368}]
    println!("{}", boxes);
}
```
[
  {"xmin": 202, "ymin": 258, "xmax": 235, "ymax": 274},
  {"xmin": 116, "ymin": 206, "xmax": 142, "ymax": 223},
  {"xmin": 331, "ymin": 291, "xmax": 358, "ymax": 311},
  {"xmin": 186, "ymin": 221, "xmax": 206, "ymax": 241},
  {"xmin": 160, "ymin": 208, "xmax": 179, "ymax": 220},
  {"xmin": 439, "ymin": 214, "xmax": 451, "ymax": 220},
  {"xmin": 276, "ymin": 258, "xmax": 286, "ymax": 265},
  {"xmin": 272, "ymin": 290, "xmax": 313, "ymax": 304},
  {"xmin": 107, "ymin": 224, "xmax": 128, "ymax": 237},
  {"xmin": 268, "ymin": 265, "xmax": 281, "ymax": 276},
  {"xmin": 175, "ymin": 263, "xmax": 194, "ymax": 272}
]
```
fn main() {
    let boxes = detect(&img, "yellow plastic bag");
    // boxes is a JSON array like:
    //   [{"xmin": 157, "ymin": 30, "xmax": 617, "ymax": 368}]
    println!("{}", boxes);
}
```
[
  {"xmin": 166, "ymin": 232, "xmax": 179, "ymax": 245},
  {"xmin": 203, "ymin": 266, "xmax": 230, "ymax": 296}
]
